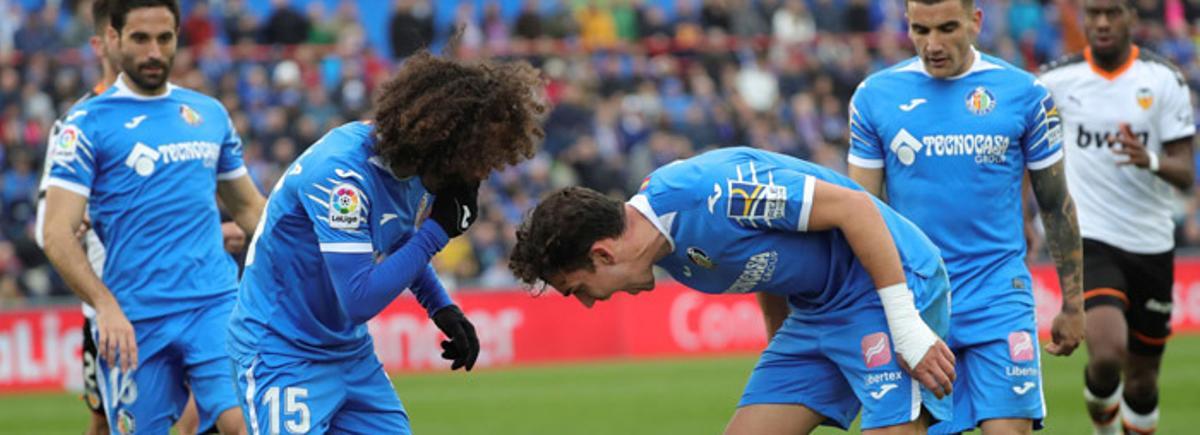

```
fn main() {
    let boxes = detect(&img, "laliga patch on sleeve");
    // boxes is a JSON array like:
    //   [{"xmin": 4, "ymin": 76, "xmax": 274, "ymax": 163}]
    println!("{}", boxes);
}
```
[
  {"xmin": 53, "ymin": 125, "xmax": 81, "ymax": 163},
  {"xmin": 328, "ymin": 183, "xmax": 365, "ymax": 230},
  {"xmin": 727, "ymin": 180, "xmax": 787, "ymax": 221}
]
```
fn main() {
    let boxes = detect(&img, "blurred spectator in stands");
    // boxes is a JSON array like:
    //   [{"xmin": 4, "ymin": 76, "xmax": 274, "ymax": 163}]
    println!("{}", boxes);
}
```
[
  {"xmin": 729, "ymin": 0, "xmax": 769, "ymax": 38},
  {"xmin": 390, "ymin": 0, "xmax": 434, "ymax": 59},
  {"xmin": 305, "ymin": 2, "xmax": 337, "ymax": 45},
  {"xmin": 772, "ymin": 0, "xmax": 815, "ymax": 46},
  {"xmin": 61, "ymin": 0, "xmax": 95, "ymax": 49},
  {"xmin": 483, "ymin": 2, "xmax": 511, "ymax": 53},
  {"xmin": 702, "ymin": 0, "xmax": 732, "ymax": 33},
  {"xmin": 182, "ymin": 1, "xmax": 216, "ymax": 48},
  {"xmin": 845, "ymin": 0, "xmax": 872, "ymax": 34},
  {"xmin": 812, "ymin": 0, "xmax": 843, "ymax": 33},
  {"xmin": 223, "ymin": 0, "xmax": 257, "ymax": 44},
  {"xmin": 578, "ymin": 4, "xmax": 618, "ymax": 50},
  {"xmin": 14, "ymin": 6, "xmax": 61, "ymax": 55},
  {"xmin": 261, "ymin": 0, "xmax": 310, "ymax": 45},
  {"xmin": 514, "ymin": 0, "xmax": 542, "ymax": 40}
]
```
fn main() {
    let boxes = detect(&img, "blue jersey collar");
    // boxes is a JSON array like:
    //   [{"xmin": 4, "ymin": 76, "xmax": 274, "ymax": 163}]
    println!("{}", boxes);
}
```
[
  {"xmin": 899, "ymin": 47, "xmax": 1003, "ymax": 80},
  {"xmin": 628, "ymin": 194, "xmax": 676, "ymax": 252}
]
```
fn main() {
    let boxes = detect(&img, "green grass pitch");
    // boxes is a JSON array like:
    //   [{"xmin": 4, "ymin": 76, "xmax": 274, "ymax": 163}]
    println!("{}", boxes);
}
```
[{"xmin": 2, "ymin": 335, "xmax": 1198, "ymax": 434}]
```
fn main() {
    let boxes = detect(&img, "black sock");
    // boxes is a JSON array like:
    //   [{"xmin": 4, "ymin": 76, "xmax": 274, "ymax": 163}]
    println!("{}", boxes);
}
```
[
  {"xmin": 1124, "ymin": 390, "xmax": 1159, "ymax": 415},
  {"xmin": 1085, "ymin": 369, "xmax": 1120, "ymax": 398}
]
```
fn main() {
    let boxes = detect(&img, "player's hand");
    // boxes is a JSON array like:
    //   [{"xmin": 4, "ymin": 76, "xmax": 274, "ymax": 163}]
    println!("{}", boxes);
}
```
[
  {"xmin": 900, "ymin": 339, "xmax": 956, "ymax": 399},
  {"xmin": 1045, "ymin": 308, "xmax": 1084, "ymax": 356},
  {"xmin": 221, "ymin": 221, "xmax": 246, "ymax": 253},
  {"xmin": 1110, "ymin": 123, "xmax": 1150, "ymax": 168},
  {"xmin": 429, "ymin": 181, "xmax": 480, "ymax": 238},
  {"xmin": 94, "ymin": 298, "xmax": 138, "ymax": 372},
  {"xmin": 432, "ymin": 305, "xmax": 480, "ymax": 371}
]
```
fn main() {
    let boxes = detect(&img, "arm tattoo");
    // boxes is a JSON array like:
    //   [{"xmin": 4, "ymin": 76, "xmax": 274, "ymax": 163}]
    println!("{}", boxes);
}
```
[{"xmin": 1029, "ymin": 161, "xmax": 1083, "ymax": 311}]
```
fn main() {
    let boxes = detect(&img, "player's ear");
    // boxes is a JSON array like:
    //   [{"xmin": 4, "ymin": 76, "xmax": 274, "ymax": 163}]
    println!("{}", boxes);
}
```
[
  {"xmin": 589, "ymin": 243, "xmax": 616, "ymax": 266},
  {"xmin": 972, "ymin": 7, "xmax": 983, "ymax": 35}
]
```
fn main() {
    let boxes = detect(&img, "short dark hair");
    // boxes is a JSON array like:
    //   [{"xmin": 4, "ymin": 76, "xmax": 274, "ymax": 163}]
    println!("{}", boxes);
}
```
[
  {"xmin": 907, "ymin": 0, "xmax": 974, "ymax": 9},
  {"xmin": 92, "ymin": 0, "xmax": 111, "ymax": 32},
  {"xmin": 372, "ymin": 51, "xmax": 545, "ymax": 182},
  {"xmin": 110, "ymin": 0, "xmax": 180, "ymax": 33},
  {"xmin": 509, "ymin": 187, "xmax": 627, "ymax": 286}
]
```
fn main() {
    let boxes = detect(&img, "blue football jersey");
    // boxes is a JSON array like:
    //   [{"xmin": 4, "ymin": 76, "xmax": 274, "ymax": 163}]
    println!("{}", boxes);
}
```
[
  {"xmin": 229, "ymin": 121, "xmax": 438, "ymax": 361},
  {"xmin": 848, "ymin": 50, "xmax": 1064, "ymax": 315},
  {"xmin": 45, "ymin": 77, "xmax": 246, "ymax": 322},
  {"xmin": 635, "ymin": 147, "xmax": 944, "ymax": 315}
]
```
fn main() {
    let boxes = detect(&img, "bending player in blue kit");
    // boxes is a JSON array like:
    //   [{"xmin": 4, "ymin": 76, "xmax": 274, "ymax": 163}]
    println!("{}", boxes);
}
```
[
  {"xmin": 227, "ymin": 51, "xmax": 545, "ymax": 434},
  {"xmin": 510, "ymin": 148, "xmax": 956, "ymax": 434}
]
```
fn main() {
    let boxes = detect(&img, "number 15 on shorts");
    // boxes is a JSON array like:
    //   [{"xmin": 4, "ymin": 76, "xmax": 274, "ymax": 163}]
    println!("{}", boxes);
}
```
[{"xmin": 262, "ymin": 386, "xmax": 310, "ymax": 434}]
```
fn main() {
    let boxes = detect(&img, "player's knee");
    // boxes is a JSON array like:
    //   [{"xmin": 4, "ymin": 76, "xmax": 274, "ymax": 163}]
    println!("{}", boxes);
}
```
[
  {"xmin": 1088, "ymin": 346, "xmax": 1126, "ymax": 376},
  {"xmin": 980, "ymin": 418, "xmax": 1032, "ymax": 435}
]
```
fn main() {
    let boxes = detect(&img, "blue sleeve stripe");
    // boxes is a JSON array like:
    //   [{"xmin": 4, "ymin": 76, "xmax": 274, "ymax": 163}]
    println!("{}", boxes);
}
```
[
  {"xmin": 797, "ymin": 175, "xmax": 816, "ymax": 231},
  {"xmin": 319, "ymin": 242, "xmax": 373, "ymax": 253},
  {"xmin": 217, "ymin": 166, "xmax": 248, "ymax": 180},
  {"xmin": 45, "ymin": 178, "xmax": 90, "ymax": 197},
  {"xmin": 848, "ymin": 154, "xmax": 885, "ymax": 169},
  {"xmin": 1027, "ymin": 149, "xmax": 1064, "ymax": 171}
]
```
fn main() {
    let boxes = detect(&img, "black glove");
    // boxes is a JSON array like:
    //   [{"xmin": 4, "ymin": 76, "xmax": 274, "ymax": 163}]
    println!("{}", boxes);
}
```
[
  {"xmin": 431, "ymin": 305, "xmax": 480, "ymax": 371},
  {"xmin": 428, "ymin": 181, "xmax": 479, "ymax": 238}
]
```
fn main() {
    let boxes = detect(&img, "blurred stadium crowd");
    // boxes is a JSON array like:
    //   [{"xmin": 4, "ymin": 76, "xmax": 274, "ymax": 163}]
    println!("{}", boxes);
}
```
[{"xmin": 2, "ymin": 0, "xmax": 1200, "ymax": 306}]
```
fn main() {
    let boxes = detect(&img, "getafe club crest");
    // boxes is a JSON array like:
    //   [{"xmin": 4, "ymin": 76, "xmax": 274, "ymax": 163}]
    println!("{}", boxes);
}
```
[
  {"xmin": 180, "ymin": 104, "xmax": 202, "ymax": 126},
  {"xmin": 686, "ymin": 247, "xmax": 715, "ymax": 269},
  {"xmin": 965, "ymin": 86, "xmax": 996, "ymax": 116}
]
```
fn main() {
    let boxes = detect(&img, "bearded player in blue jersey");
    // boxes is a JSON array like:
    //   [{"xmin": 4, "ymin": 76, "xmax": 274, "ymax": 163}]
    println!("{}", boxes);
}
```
[
  {"xmin": 511, "ymin": 148, "xmax": 957, "ymax": 434},
  {"xmin": 41, "ymin": 0, "xmax": 266, "ymax": 434},
  {"xmin": 226, "ymin": 51, "xmax": 545, "ymax": 434},
  {"xmin": 846, "ymin": 1, "xmax": 1085, "ymax": 433}
]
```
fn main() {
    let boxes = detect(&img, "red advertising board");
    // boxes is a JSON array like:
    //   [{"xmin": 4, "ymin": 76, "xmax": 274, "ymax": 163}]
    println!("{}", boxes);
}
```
[{"xmin": 5, "ymin": 261, "xmax": 1200, "ymax": 393}]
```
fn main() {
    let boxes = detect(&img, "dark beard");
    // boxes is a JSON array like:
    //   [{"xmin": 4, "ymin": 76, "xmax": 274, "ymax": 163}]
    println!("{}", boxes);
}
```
[{"xmin": 123, "ymin": 58, "xmax": 171, "ymax": 92}]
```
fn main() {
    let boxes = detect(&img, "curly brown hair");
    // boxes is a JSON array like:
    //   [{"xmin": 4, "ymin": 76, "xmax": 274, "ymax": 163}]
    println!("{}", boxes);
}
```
[
  {"xmin": 372, "ymin": 51, "xmax": 545, "ymax": 183},
  {"xmin": 509, "ymin": 187, "xmax": 627, "ymax": 287}
]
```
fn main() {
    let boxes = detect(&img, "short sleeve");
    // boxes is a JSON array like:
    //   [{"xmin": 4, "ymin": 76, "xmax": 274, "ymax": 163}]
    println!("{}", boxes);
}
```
[
  {"xmin": 216, "ymin": 111, "xmax": 247, "ymax": 180},
  {"xmin": 847, "ymin": 84, "xmax": 885, "ymax": 169},
  {"xmin": 1023, "ymin": 81, "xmax": 1065, "ymax": 171},
  {"xmin": 45, "ymin": 117, "xmax": 98, "ymax": 197},
  {"xmin": 724, "ymin": 165, "xmax": 817, "ymax": 232},
  {"xmin": 1157, "ymin": 74, "xmax": 1196, "ymax": 143},
  {"xmin": 297, "ymin": 163, "xmax": 373, "ymax": 254}
]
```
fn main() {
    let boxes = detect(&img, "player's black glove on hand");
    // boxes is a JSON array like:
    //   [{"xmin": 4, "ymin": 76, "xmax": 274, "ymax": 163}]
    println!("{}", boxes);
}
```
[
  {"xmin": 431, "ymin": 305, "xmax": 480, "ymax": 371},
  {"xmin": 429, "ymin": 181, "xmax": 479, "ymax": 238}
]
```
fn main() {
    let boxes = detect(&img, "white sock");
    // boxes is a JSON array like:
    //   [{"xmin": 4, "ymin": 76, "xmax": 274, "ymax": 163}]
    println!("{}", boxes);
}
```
[
  {"xmin": 1084, "ymin": 382, "xmax": 1122, "ymax": 434},
  {"xmin": 1120, "ymin": 397, "xmax": 1158, "ymax": 435}
]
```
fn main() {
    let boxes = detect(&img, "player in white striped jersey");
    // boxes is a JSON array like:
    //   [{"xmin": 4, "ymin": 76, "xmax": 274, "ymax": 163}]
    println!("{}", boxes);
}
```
[{"xmin": 1039, "ymin": 1, "xmax": 1196, "ymax": 433}]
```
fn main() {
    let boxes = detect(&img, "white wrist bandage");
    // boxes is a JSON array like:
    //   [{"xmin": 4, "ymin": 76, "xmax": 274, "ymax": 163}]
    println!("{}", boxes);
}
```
[
  {"xmin": 878, "ymin": 283, "xmax": 938, "ymax": 369},
  {"xmin": 1147, "ymin": 152, "xmax": 1160, "ymax": 173}
]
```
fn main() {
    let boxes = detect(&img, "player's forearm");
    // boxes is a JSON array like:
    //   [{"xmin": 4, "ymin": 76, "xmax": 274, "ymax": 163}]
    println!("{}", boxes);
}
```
[
  {"xmin": 43, "ymin": 228, "xmax": 116, "ymax": 310},
  {"xmin": 325, "ymin": 224, "xmax": 449, "ymax": 324},
  {"xmin": 1030, "ymin": 162, "xmax": 1084, "ymax": 311},
  {"xmin": 838, "ymin": 195, "xmax": 906, "ymax": 289},
  {"xmin": 233, "ymin": 202, "xmax": 263, "ymax": 236},
  {"xmin": 847, "ymin": 165, "xmax": 885, "ymax": 199},
  {"xmin": 1156, "ymin": 155, "xmax": 1194, "ymax": 191},
  {"xmin": 756, "ymin": 293, "xmax": 789, "ymax": 340},
  {"xmin": 411, "ymin": 264, "xmax": 453, "ymax": 316}
]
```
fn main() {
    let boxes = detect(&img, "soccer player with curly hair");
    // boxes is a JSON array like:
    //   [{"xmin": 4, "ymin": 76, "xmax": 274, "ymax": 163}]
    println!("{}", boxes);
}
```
[{"xmin": 227, "ymin": 51, "xmax": 544, "ymax": 433}]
